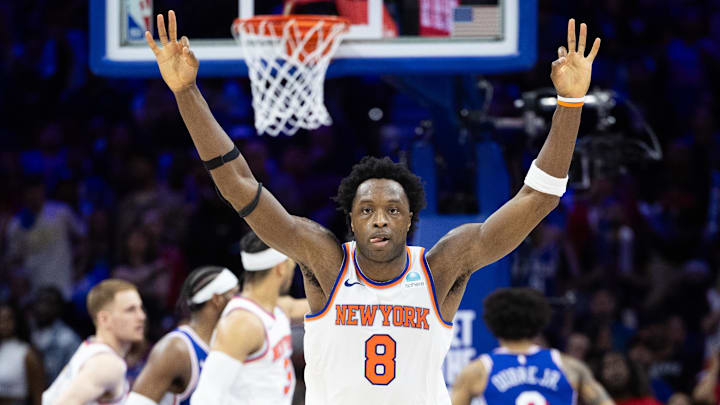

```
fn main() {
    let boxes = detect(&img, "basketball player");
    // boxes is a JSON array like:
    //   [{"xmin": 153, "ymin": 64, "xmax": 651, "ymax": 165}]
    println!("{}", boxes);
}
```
[
  {"xmin": 190, "ymin": 231, "xmax": 309, "ymax": 404},
  {"xmin": 146, "ymin": 12, "xmax": 600, "ymax": 404},
  {"xmin": 42, "ymin": 279, "xmax": 145, "ymax": 405},
  {"xmin": 451, "ymin": 288, "xmax": 614, "ymax": 405},
  {"xmin": 125, "ymin": 266, "xmax": 239, "ymax": 405}
]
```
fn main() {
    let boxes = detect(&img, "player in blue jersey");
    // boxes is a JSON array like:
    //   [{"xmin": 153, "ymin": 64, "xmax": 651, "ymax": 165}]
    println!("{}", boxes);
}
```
[
  {"xmin": 451, "ymin": 288, "xmax": 614, "ymax": 405},
  {"xmin": 126, "ymin": 266, "xmax": 239, "ymax": 405}
]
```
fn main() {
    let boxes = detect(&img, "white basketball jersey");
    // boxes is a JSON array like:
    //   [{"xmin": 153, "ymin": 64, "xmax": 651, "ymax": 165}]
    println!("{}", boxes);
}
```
[
  {"xmin": 304, "ymin": 242, "xmax": 454, "ymax": 405},
  {"xmin": 42, "ymin": 339, "xmax": 128, "ymax": 405},
  {"xmin": 212, "ymin": 296, "xmax": 295, "ymax": 405}
]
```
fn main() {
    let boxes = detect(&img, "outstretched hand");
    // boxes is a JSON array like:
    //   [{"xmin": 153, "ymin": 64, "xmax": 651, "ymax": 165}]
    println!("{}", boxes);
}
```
[
  {"xmin": 550, "ymin": 19, "xmax": 601, "ymax": 98},
  {"xmin": 145, "ymin": 10, "xmax": 199, "ymax": 93}
]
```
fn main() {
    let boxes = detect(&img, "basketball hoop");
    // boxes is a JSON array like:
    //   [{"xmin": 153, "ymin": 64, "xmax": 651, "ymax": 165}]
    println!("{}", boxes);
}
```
[{"xmin": 232, "ymin": 15, "xmax": 350, "ymax": 136}]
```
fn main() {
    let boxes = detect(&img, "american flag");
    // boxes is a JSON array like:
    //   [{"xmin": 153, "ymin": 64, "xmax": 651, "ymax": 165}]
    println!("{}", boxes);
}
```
[{"xmin": 451, "ymin": 5, "xmax": 502, "ymax": 38}]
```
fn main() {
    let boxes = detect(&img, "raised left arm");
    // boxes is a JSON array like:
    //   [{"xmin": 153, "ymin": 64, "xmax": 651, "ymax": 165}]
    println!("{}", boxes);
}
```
[{"xmin": 428, "ymin": 19, "xmax": 601, "ymax": 290}]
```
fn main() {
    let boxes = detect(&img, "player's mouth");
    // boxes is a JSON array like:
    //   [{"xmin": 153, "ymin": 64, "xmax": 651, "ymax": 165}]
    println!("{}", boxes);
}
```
[{"xmin": 369, "ymin": 235, "xmax": 391, "ymax": 247}]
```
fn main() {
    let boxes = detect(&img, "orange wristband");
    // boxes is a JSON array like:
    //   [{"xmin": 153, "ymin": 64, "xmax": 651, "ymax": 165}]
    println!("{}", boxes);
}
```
[{"xmin": 557, "ymin": 95, "xmax": 585, "ymax": 108}]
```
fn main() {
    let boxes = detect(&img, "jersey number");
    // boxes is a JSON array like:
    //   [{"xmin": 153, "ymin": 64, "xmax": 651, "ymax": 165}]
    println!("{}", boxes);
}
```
[
  {"xmin": 516, "ymin": 391, "xmax": 548, "ymax": 405},
  {"xmin": 365, "ymin": 334, "xmax": 396, "ymax": 385}
]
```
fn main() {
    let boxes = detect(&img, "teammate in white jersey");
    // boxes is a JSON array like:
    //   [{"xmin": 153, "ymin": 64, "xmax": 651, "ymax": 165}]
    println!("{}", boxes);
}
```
[
  {"xmin": 147, "ymin": 11, "xmax": 600, "ymax": 404},
  {"xmin": 42, "ymin": 279, "xmax": 146, "ymax": 405},
  {"xmin": 451, "ymin": 288, "xmax": 614, "ymax": 405},
  {"xmin": 191, "ymin": 231, "xmax": 309, "ymax": 405},
  {"xmin": 126, "ymin": 266, "xmax": 239, "ymax": 405}
]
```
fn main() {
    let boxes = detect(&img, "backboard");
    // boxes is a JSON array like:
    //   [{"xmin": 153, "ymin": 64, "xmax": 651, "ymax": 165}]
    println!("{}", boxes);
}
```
[{"xmin": 90, "ymin": 0, "xmax": 536, "ymax": 77}]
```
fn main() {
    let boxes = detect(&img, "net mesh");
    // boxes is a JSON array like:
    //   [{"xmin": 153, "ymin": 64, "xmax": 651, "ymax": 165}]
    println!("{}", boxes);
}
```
[{"xmin": 233, "ymin": 17, "xmax": 349, "ymax": 136}]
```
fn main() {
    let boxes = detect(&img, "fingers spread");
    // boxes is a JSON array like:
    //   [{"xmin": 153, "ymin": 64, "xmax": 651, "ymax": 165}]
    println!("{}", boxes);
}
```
[
  {"xmin": 578, "ymin": 23, "xmax": 587, "ymax": 55},
  {"xmin": 587, "ymin": 38, "xmax": 601, "ymax": 62},
  {"xmin": 558, "ymin": 46, "xmax": 567, "ymax": 58},
  {"xmin": 567, "ymin": 19, "xmax": 576, "ymax": 53},
  {"xmin": 169, "ymin": 10, "xmax": 177, "ymax": 42},
  {"xmin": 145, "ymin": 31, "xmax": 160, "ymax": 55},
  {"xmin": 157, "ymin": 14, "xmax": 168, "ymax": 45}
]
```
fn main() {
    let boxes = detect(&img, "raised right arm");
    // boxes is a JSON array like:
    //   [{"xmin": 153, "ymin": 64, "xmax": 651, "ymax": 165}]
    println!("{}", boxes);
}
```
[{"xmin": 145, "ymin": 11, "xmax": 343, "ymax": 299}]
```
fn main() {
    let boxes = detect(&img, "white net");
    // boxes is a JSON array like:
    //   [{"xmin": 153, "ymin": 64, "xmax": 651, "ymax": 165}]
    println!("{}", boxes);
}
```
[{"xmin": 233, "ymin": 17, "xmax": 349, "ymax": 136}]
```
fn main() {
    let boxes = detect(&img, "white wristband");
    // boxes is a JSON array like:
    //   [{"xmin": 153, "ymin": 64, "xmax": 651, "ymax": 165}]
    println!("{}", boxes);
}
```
[
  {"xmin": 126, "ymin": 392, "xmax": 159, "ymax": 405},
  {"xmin": 556, "ymin": 95, "xmax": 585, "ymax": 103},
  {"xmin": 524, "ymin": 159, "xmax": 568, "ymax": 197}
]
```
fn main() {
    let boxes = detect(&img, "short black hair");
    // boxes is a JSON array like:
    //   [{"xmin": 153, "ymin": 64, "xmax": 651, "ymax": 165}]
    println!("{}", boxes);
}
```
[
  {"xmin": 333, "ymin": 156, "xmax": 426, "ymax": 235},
  {"xmin": 239, "ymin": 231, "xmax": 272, "ymax": 285},
  {"xmin": 483, "ymin": 288, "xmax": 552, "ymax": 341},
  {"xmin": 178, "ymin": 266, "xmax": 229, "ymax": 314}
]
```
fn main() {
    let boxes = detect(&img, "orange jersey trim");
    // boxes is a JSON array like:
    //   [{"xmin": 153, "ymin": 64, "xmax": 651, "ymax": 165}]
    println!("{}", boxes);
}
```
[
  {"xmin": 304, "ymin": 243, "xmax": 350, "ymax": 321},
  {"xmin": 419, "ymin": 248, "xmax": 453, "ymax": 329}
]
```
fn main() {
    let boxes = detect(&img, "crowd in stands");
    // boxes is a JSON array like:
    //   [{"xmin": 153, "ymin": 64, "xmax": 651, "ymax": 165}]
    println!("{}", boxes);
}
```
[{"xmin": 1, "ymin": 0, "xmax": 720, "ymax": 404}]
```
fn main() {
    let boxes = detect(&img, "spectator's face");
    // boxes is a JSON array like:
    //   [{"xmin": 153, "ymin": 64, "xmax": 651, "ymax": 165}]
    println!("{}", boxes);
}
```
[
  {"xmin": 601, "ymin": 353, "xmax": 630, "ymax": 390},
  {"xmin": 667, "ymin": 393, "xmax": 692, "ymax": 405},
  {"xmin": 566, "ymin": 333, "xmax": 590, "ymax": 360},
  {"xmin": 0, "ymin": 307, "xmax": 15, "ymax": 339},
  {"xmin": 127, "ymin": 230, "xmax": 149, "ymax": 257},
  {"xmin": 591, "ymin": 290, "xmax": 615, "ymax": 318},
  {"xmin": 102, "ymin": 290, "xmax": 146, "ymax": 343},
  {"xmin": 33, "ymin": 292, "xmax": 62, "ymax": 326},
  {"xmin": 350, "ymin": 179, "xmax": 412, "ymax": 264}
]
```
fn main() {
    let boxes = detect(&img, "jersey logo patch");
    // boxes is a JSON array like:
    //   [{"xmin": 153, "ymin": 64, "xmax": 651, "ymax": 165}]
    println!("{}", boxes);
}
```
[
  {"xmin": 344, "ymin": 280, "xmax": 364, "ymax": 287},
  {"xmin": 404, "ymin": 272, "xmax": 425, "ymax": 288}
]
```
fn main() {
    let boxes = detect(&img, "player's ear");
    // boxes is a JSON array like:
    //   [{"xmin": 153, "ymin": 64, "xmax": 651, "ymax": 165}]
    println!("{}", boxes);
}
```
[{"xmin": 407, "ymin": 212, "xmax": 413, "ymax": 232}]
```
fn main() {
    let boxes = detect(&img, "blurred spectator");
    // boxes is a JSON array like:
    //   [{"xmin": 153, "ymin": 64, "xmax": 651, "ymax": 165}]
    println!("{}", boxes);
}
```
[
  {"xmin": 29, "ymin": 286, "xmax": 80, "ymax": 383},
  {"xmin": 3, "ymin": 177, "xmax": 85, "ymax": 299},
  {"xmin": 0, "ymin": 302, "xmax": 44, "ymax": 405},
  {"xmin": 596, "ymin": 351, "xmax": 662, "ymax": 405}
]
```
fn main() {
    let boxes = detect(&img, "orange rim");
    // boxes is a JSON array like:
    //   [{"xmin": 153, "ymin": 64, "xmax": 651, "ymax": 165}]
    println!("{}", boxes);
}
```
[{"xmin": 233, "ymin": 15, "xmax": 351, "ymax": 37}]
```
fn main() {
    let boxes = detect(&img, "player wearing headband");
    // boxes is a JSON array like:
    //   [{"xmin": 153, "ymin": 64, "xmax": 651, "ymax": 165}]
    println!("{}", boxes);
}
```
[
  {"xmin": 191, "ymin": 231, "xmax": 309, "ymax": 405},
  {"xmin": 126, "ymin": 267, "xmax": 239, "ymax": 405}
]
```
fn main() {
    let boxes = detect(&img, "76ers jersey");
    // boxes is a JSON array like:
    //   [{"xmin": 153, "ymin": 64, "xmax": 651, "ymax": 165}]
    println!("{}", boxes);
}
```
[
  {"xmin": 304, "ymin": 242, "xmax": 454, "ymax": 404},
  {"xmin": 480, "ymin": 347, "xmax": 575, "ymax": 405},
  {"xmin": 158, "ymin": 326, "xmax": 208, "ymax": 405},
  {"xmin": 212, "ymin": 296, "xmax": 295, "ymax": 405},
  {"xmin": 42, "ymin": 339, "xmax": 128, "ymax": 405}
]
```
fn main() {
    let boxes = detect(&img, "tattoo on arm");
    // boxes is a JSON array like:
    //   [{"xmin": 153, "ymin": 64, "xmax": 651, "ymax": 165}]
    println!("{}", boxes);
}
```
[{"xmin": 564, "ymin": 355, "xmax": 614, "ymax": 405}]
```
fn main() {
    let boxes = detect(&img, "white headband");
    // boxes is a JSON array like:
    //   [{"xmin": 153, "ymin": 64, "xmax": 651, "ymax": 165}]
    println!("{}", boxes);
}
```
[
  {"xmin": 190, "ymin": 269, "xmax": 239, "ymax": 304},
  {"xmin": 241, "ymin": 248, "xmax": 288, "ymax": 271}
]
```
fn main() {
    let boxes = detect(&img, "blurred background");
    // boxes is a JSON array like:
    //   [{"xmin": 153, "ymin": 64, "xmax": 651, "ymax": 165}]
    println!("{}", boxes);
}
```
[{"xmin": 1, "ymin": 0, "xmax": 720, "ymax": 404}]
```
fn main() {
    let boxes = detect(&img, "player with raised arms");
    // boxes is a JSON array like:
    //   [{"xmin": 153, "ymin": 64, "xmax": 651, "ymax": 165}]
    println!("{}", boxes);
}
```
[
  {"xmin": 42, "ymin": 279, "xmax": 146, "ymax": 405},
  {"xmin": 146, "ymin": 11, "xmax": 600, "ymax": 404},
  {"xmin": 125, "ymin": 266, "xmax": 240, "ymax": 405},
  {"xmin": 451, "ymin": 288, "xmax": 614, "ymax": 405}
]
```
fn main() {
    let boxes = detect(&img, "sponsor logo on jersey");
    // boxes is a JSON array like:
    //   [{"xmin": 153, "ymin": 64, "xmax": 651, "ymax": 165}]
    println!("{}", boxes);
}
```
[
  {"xmin": 404, "ymin": 271, "xmax": 425, "ymax": 288},
  {"xmin": 335, "ymin": 304, "xmax": 430, "ymax": 330}
]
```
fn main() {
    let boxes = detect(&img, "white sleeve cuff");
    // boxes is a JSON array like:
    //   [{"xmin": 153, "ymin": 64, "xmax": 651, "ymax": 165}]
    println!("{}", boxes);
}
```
[
  {"xmin": 126, "ymin": 392, "xmax": 159, "ymax": 405},
  {"xmin": 524, "ymin": 159, "xmax": 568, "ymax": 197}
]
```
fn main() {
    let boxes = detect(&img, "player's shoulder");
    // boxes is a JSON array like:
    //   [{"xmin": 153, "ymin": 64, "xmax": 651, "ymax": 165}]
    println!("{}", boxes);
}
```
[
  {"xmin": 148, "ymin": 332, "xmax": 193, "ymax": 365},
  {"xmin": 81, "ymin": 351, "xmax": 127, "ymax": 380},
  {"xmin": 218, "ymin": 306, "xmax": 265, "ymax": 335}
]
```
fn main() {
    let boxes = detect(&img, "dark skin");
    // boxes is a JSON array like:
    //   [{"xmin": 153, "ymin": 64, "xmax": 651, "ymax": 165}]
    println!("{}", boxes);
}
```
[{"xmin": 147, "ymin": 14, "xmax": 600, "ymax": 317}]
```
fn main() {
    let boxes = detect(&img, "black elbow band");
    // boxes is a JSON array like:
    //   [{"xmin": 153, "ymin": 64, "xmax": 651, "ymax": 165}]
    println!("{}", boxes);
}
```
[
  {"xmin": 237, "ymin": 182, "xmax": 263, "ymax": 218},
  {"xmin": 202, "ymin": 145, "xmax": 240, "ymax": 171}
]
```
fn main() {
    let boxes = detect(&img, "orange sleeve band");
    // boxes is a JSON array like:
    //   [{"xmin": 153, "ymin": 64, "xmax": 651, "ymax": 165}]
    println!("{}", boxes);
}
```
[{"xmin": 557, "ymin": 100, "xmax": 584, "ymax": 108}]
